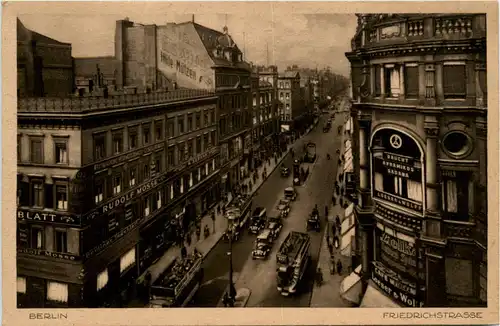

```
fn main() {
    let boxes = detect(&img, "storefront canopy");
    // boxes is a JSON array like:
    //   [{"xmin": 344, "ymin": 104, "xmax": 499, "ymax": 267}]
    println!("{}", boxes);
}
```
[
  {"xmin": 340, "ymin": 264, "xmax": 363, "ymax": 305},
  {"xmin": 360, "ymin": 282, "xmax": 402, "ymax": 308}
]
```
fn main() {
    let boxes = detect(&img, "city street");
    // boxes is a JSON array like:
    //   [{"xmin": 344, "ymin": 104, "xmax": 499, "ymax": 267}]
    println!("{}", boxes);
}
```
[{"xmin": 189, "ymin": 110, "xmax": 346, "ymax": 307}]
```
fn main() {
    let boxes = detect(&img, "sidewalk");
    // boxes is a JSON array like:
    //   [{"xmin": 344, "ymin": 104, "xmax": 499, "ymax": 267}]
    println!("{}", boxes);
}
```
[
  {"xmin": 127, "ymin": 128, "xmax": 313, "ymax": 307},
  {"xmin": 310, "ymin": 112, "xmax": 354, "ymax": 308}
]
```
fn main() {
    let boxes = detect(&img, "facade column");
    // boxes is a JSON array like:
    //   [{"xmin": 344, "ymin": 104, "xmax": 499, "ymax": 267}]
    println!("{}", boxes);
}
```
[{"xmin": 422, "ymin": 115, "xmax": 446, "ymax": 307}]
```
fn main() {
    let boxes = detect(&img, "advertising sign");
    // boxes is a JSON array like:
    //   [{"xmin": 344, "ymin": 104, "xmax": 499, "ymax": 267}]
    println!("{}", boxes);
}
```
[
  {"xmin": 17, "ymin": 209, "xmax": 80, "ymax": 226},
  {"xmin": 157, "ymin": 24, "xmax": 214, "ymax": 90},
  {"xmin": 371, "ymin": 261, "xmax": 424, "ymax": 308}
]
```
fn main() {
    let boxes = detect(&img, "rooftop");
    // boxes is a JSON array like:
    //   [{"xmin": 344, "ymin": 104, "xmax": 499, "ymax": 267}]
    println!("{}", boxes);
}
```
[
  {"xmin": 279, "ymin": 71, "xmax": 300, "ymax": 79},
  {"xmin": 18, "ymin": 88, "xmax": 215, "ymax": 114}
]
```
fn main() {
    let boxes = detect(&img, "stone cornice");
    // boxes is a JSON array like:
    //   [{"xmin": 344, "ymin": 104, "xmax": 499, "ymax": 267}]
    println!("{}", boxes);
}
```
[{"xmin": 346, "ymin": 38, "xmax": 485, "ymax": 61}]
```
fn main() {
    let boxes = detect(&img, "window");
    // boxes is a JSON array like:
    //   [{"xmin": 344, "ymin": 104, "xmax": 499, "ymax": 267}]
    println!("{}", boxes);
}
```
[
  {"xmin": 405, "ymin": 64, "xmax": 419, "ymax": 98},
  {"xmin": 178, "ymin": 143, "xmax": 186, "ymax": 162},
  {"xmin": 384, "ymin": 64, "xmax": 401, "ymax": 97},
  {"xmin": 17, "ymin": 135, "xmax": 22, "ymax": 162},
  {"xmin": 129, "ymin": 128, "xmax": 138, "ymax": 149},
  {"xmin": 129, "ymin": 168, "xmax": 136, "ymax": 187},
  {"xmin": 97, "ymin": 269, "xmax": 108, "ymax": 291},
  {"xmin": 55, "ymin": 184, "xmax": 68, "ymax": 210},
  {"xmin": 178, "ymin": 116, "xmax": 185, "ymax": 134},
  {"xmin": 143, "ymin": 163, "xmax": 150, "ymax": 180},
  {"xmin": 155, "ymin": 121, "xmax": 163, "ymax": 141},
  {"xmin": 142, "ymin": 125, "xmax": 150, "ymax": 145},
  {"xmin": 196, "ymin": 136, "xmax": 202, "ymax": 154},
  {"xmin": 187, "ymin": 139, "xmax": 194, "ymax": 158},
  {"xmin": 94, "ymin": 134, "xmax": 106, "ymax": 161},
  {"xmin": 167, "ymin": 119, "xmax": 175, "ymax": 138},
  {"xmin": 442, "ymin": 132, "xmax": 472, "ymax": 158},
  {"xmin": 113, "ymin": 174, "xmax": 122, "ymax": 194},
  {"xmin": 47, "ymin": 281, "xmax": 68, "ymax": 303},
  {"xmin": 443, "ymin": 63, "xmax": 466, "ymax": 99},
  {"xmin": 17, "ymin": 277, "xmax": 26, "ymax": 294},
  {"xmin": 54, "ymin": 229, "xmax": 68, "ymax": 253},
  {"xmin": 374, "ymin": 65, "xmax": 381, "ymax": 96},
  {"xmin": 204, "ymin": 110, "xmax": 209, "ymax": 126},
  {"xmin": 203, "ymin": 133, "xmax": 209, "ymax": 150},
  {"xmin": 187, "ymin": 114, "xmax": 193, "ymax": 131},
  {"xmin": 94, "ymin": 182, "xmax": 104, "ymax": 204},
  {"xmin": 54, "ymin": 141, "xmax": 68, "ymax": 164},
  {"xmin": 120, "ymin": 247, "xmax": 136, "ymax": 273},
  {"xmin": 286, "ymin": 104, "xmax": 290, "ymax": 111},
  {"xmin": 210, "ymin": 110, "xmax": 215, "ymax": 124},
  {"xmin": 442, "ymin": 171, "xmax": 470, "ymax": 221},
  {"xmin": 156, "ymin": 191, "xmax": 162, "ymax": 209},
  {"xmin": 280, "ymin": 92, "xmax": 283, "ymax": 99},
  {"xmin": 196, "ymin": 112, "xmax": 201, "ymax": 129},
  {"xmin": 31, "ymin": 180, "xmax": 44, "ymax": 207},
  {"xmin": 211, "ymin": 130, "xmax": 216, "ymax": 147},
  {"xmin": 30, "ymin": 137, "xmax": 44, "ymax": 163},
  {"xmin": 167, "ymin": 146, "xmax": 175, "ymax": 167},
  {"xmin": 286, "ymin": 93, "xmax": 290, "ymax": 99},
  {"xmin": 30, "ymin": 226, "xmax": 43, "ymax": 249},
  {"xmin": 144, "ymin": 196, "xmax": 151, "ymax": 217},
  {"xmin": 113, "ymin": 131, "xmax": 123, "ymax": 154}
]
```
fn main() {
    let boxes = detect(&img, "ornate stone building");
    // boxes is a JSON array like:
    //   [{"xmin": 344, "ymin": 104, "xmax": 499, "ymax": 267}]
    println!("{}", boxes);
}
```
[{"xmin": 342, "ymin": 14, "xmax": 487, "ymax": 307}]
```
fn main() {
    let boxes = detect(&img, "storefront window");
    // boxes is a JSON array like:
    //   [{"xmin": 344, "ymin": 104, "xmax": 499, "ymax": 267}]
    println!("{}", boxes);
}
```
[
  {"xmin": 47, "ymin": 281, "xmax": 68, "ymax": 303},
  {"xmin": 97, "ymin": 269, "xmax": 108, "ymax": 291},
  {"xmin": 441, "ymin": 170, "xmax": 470, "ymax": 221},
  {"xmin": 17, "ymin": 277, "xmax": 26, "ymax": 294},
  {"xmin": 372, "ymin": 129, "xmax": 423, "ymax": 213},
  {"xmin": 120, "ymin": 247, "xmax": 136, "ymax": 273}
]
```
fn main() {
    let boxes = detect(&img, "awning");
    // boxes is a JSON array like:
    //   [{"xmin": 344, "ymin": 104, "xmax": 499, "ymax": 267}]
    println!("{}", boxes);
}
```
[
  {"xmin": 344, "ymin": 203, "xmax": 354, "ymax": 220},
  {"xmin": 340, "ymin": 226, "xmax": 355, "ymax": 256},
  {"xmin": 344, "ymin": 139, "xmax": 352, "ymax": 152},
  {"xmin": 340, "ymin": 265, "xmax": 363, "ymax": 305},
  {"xmin": 343, "ymin": 159, "xmax": 353, "ymax": 173},
  {"xmin": 360, "ymin": 282, "xmax": 402, "ymax": 308}
]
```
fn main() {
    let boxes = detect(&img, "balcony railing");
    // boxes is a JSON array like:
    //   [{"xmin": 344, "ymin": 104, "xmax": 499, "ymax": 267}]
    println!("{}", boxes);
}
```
[
  {"xmin": 443, "ymin": 219, "xmax": 475, "ymax": 239},
  {"xmin": 18, "ymin": 89, "xmax": 216, "ymax": 113}
]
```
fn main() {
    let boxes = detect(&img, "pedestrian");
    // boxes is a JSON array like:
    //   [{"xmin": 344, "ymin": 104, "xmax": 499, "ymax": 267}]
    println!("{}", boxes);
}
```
[
  {"xmin": 332, "ymin": 195, "xmax": 336, "ymax": 206},
  {"xmin": 333, "ymin": 235, "xmax": 339, "ymax": 249},
  {"xmin": 330, "ymin": 257, "xmax": 336, "ymax": 275},
  {"xmin": 324, "ymin": 205, "xmax": 329, "ymax": 218},
  {"xmin": 335, "ymin": 215, "xmax": 341, "ymax": 228},
  {"xmin": 196, "ymin": 225, "xmax": 201, "ymax": 240},
  {"xmin": 316, "ymin": 268, "xmax": 323, "ymax": 286},
  {"xmin": 144, "ymin": 271, "xmax": 152, "ymax": 304},
  {"xmin": 337, "ymin": 260, "xmax": 343, "ymax": 275},
  {"xmin": 332, "ymin": 223, "xmax": 337, "ymax": 235},
  {"xmin": 327, "ymin": 238, "xmax": 333, "ymax": 255}
]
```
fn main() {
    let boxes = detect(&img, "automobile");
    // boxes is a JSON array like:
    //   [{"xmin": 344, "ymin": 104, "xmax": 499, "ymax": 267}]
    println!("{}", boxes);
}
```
[
  {"xmin": 276, "ymin": 199, "xmax": 291, "ymax": 218},
  {"xmin": 223, "ymin": 224, "xmax": 241, "ymax": 241},
  {"xmin": 281, "ymin": 166, "xmax": 290, "ymax": 177},
  {"xmin": 252, "ymin": 229, "xmax": 273, "ymax": 259},
  {"xmin": 306, "ymin": 209, "xmax": 321, "ymax": 232},
  {"xmin": 266, "ymin": 216, "xmax": 284, "ymax": 240},
  {"xmin": 248, "ymin": 207, "xmax": 267, "ymax": 234},
  {"xmin": 284, "ymin": 187, "xmax": 297, "ymax": 201}
]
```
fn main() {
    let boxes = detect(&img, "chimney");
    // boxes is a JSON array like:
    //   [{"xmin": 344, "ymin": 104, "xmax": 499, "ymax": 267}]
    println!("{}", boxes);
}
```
[{"xmin": 192, "ymin": 14, "xmax": 195, "ymax": 23}]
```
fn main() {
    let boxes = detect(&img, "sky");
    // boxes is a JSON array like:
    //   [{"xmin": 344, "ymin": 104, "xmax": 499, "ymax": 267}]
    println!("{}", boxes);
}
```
[{"xmin": 18, "ymin": 5, "xmax": 357, "ymax": 76}]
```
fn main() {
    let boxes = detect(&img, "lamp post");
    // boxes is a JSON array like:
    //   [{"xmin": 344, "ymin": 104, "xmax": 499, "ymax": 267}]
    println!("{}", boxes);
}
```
[{"xmin": 226, "ymin": 220, "xmax": 236, "ymax": 307}]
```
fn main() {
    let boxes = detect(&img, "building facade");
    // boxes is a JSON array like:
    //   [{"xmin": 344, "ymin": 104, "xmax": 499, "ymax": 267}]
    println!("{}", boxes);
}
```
[
  {"xmin": 277, "ymin": 71, "xmax": 302, "ymax": 133},
  {"xmin": 343, "ymin": 14, "xmax": 487, "ymax": 308},
  {"xmin": 16, "ymin": 89, "xmax": 217, "ymax": 308},
  {"xmin": 17, "ymin": 19, "xmax": 74, "ymax": 98}
]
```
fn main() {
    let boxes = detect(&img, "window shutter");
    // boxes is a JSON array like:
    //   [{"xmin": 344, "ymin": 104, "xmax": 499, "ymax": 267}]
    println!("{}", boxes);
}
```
[
  {"xmin": 443, "ymin": 65, "xmax": 466, "ymax": 98},
  {"xmin": 45, "ymin": 184, "xmax": 53, "ymax": 209}
]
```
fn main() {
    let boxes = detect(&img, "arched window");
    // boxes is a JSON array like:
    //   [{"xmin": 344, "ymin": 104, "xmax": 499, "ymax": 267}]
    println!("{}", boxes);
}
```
[{"xmin": 371, "ymin": 129, "xmax": 423, "ymax": 213}]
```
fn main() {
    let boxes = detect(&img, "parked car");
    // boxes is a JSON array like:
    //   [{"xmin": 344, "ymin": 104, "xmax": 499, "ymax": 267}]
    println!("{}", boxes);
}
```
[
  {"xmin": 306, "ymin": 208, "xmax": 321, "ymax": 232},
  {"xmin": 284, "ymin": 187, "xmax": 297, "ymax": 201},
  {"xmin": 252, "ymin": 229, "xmax": 273, "ymax": 259},
  {"xmin": 276, "ymin": 199, "xmax": 291, "ymax": 218},
  {"xmin": 266, "ymin": 216, "xmax": 284, "ymax": 240}
]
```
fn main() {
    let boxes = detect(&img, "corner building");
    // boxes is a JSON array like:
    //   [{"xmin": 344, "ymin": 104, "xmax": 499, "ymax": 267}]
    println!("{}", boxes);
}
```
[
  {"xmin": 343, "ymin": 14, "xmax": 487, "ymax": 307},
  {"xmin": 16, "ymin": 89, "xmax": 217, "ymax": 307}
]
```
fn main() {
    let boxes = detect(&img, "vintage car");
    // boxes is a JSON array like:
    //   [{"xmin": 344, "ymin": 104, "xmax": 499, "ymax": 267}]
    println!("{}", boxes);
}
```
[
  {"xmin": 223, "ymin": 224, "xmax": 241, "ymax": 241},
  {"xmin": 252, "ymin": 229, "xmax": 273, "ymax": 259},
  {"xmin": 306, "ymin": 209, "xmax": 321, "ymax": 232},
  {"xmin": 276, "ymin": 199, "xmax": 291, "ymax": 218},
  {"xmin": 266, "ymin": 216, "xmax": 284, "ymax": 240},
  {"xmin": 248, "ymin": 207, "xmax": 267, "ymax": 234},
  {"xmin": 281, "ymin": 166, "xmax": 290, "ymax": 177},
  {"xmin": 284, "ymin": 187, "xmax": 297, "ymax": 201}
]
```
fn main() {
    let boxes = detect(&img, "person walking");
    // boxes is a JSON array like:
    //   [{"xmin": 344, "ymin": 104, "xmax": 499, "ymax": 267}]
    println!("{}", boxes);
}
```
[
  {"xmin": 337, "ymin": 260, "xmax": 343, "ymax": 275},
  {"xmin": 335, "ymin": 215, "xmax": 341, "ymax": 229}
]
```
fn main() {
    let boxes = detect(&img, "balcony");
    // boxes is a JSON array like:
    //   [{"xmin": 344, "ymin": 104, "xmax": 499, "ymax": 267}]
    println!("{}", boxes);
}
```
[
  {"xmin": 443, "ymin": 219, "xmax": 475, "ymax": 240},
  {"xmin": 18, "ymin": 89, "xmax": 216, "ymax": 113}
]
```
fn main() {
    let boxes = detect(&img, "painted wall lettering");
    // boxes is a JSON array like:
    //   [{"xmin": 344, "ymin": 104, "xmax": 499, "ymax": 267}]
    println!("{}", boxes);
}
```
[
  {"xmin": 17, "ymin": 248, "xmax": 79, "ymax": 261},
  {"xmin": 17, "ymin": 210, "xmax": 80, "ymax": 226}
]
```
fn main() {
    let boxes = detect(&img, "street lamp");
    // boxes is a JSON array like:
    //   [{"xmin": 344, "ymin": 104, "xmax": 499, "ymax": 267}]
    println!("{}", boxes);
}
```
[{"xmin": 226, "ymin": 220, "xmax": 236, "ymax": 307}]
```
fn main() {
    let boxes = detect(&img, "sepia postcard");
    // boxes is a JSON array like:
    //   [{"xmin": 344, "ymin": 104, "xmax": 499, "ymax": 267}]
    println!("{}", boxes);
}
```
[{"xmin": 2, "ymin": 1, "xmax": 499, "ymax": 325}]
